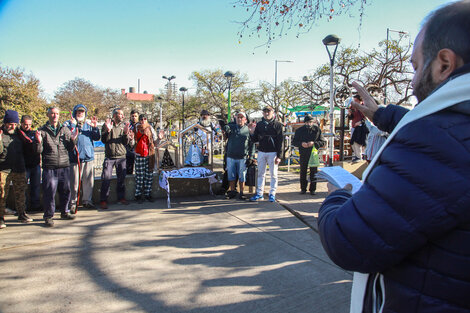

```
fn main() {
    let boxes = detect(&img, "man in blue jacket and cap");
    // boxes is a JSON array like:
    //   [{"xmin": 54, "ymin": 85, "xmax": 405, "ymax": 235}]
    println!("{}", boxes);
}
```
[
  {"xmin": 318, "ymin": 1, "xmax": 470, "ymax": 312},
  {"xmin": 64, "ymin": 104, "xmax": 100, "ymax": 212}
]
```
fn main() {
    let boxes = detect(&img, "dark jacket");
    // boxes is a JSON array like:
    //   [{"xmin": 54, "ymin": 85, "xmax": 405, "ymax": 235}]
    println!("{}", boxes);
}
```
[
  {"xmin": 64, "ymin": 104, "xmax": 100, "ymax": 164},
  {"xmin": 251, "ymin": 117, "xmax": 283, "ymax": 158},
  {"xmin": 292, "ymin": 124, "xmax": 326, "ymax": 157},
  {"xmin": 223, "ymin": 123, "xmax": 254, "ymax": 160},
  {"xmin": 19, "ymin": 128, "xmax": 41, "ymax": 168},
  {"xmin": 101, "ymin": 121, "xmax": 129, "ymax": 159},
  {"xmin": 36, "ymin": 122, "xmax": 77, "ymax": 169},
  {"xmin": 318, "ymin": 67, "xmax": 470, "ymax": 313},
  {"xmin": 0, "ymin": 126, "xmax": 26, "ymax": 173}
]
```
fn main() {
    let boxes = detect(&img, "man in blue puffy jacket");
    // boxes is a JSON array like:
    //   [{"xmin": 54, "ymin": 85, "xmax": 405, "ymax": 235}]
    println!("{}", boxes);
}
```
[
  {"xmin": 318, "ymin": 1, "xmax": 470, "ymax": 312},
  {"xmin": 64, "ymin": 104, "xmax": 100, "ymax": 212}
]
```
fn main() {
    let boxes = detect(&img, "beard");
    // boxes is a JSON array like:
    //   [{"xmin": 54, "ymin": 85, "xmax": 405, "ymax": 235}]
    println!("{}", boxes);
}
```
[
  {"xmin": 413, "ymin": 66, "xmax": 439, "ymax": 103},
  {"xmin": 6, "ymin": 128, "xmax": 15, "ymax": 135},
  {"xmin": 76, "ymin": 115, "xmax": 85, "ymax": 126},
  {"xmin": 200, "ymin": 118, "xmax": 211, "ymax": 127}
]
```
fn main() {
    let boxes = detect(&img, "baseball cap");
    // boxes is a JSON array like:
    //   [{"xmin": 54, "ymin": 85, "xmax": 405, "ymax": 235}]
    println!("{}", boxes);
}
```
[{"xmin": 237, "ymin": 112, "xmax": 247, "ymax": 119}]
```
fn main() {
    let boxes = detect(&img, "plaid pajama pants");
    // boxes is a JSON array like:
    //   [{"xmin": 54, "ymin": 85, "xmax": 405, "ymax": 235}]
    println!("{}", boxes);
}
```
[{"xmin": 134, "ymin": 155, "xmax": 153, "ymax": 197}]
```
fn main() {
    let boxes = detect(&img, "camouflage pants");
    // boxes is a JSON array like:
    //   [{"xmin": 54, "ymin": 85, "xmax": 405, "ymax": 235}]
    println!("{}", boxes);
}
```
[{"xmin": 0, "ymin": 171, "xmax": 26, "ymax": 218}]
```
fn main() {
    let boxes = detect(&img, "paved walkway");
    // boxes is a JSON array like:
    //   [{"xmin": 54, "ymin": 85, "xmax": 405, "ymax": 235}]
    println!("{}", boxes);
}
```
[
  {"xmin": 0, "ymin": 179, "xmax": 351, "ymax": 313},
  {"xmin": 276, "ymin": 168, "xmax": 328, "ymax": 232}
]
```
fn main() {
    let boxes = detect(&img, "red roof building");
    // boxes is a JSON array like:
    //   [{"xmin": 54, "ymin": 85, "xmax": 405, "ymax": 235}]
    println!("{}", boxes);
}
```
[{"xmin": 121, "ymin": 88, "xmax": 157, "ymax": 120}]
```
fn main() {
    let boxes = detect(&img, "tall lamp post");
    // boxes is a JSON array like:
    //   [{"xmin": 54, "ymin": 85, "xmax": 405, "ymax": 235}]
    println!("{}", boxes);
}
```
[
  {"xmin": 274, "ymin": 60, "xmax": 293, "ymax": 116},
  {"xmin": 322, "ymin": 34, "xmax": 341, "ymax": 166},
  {"xmin": 224, "ymin": 71, "xmax": 234, "ymax": 122},
  {"xmin": 333, "ymin": 85, "xmax": 352, "ymax": 161},
  {"xmin": 162, "ymin": 75, "xmax": 176, "ymax": 100},
  {"xmin": 179, "ymin": 87, "xmax": 187, "ymax": 129},
  {"xmin": 384, "ymin": 28, "xmax": 408, "ymax": 105},
  {"xmin": 155, "ymin": 95, "xmax": 163, "ymax": 129}
]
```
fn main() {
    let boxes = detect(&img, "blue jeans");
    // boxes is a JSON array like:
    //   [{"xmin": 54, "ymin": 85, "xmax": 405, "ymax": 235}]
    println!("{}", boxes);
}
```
[
  {"xmin": 226, "ymin": 157, "xmax": 247, "ymax": 183},
  {"xmin": 26, "ymin": 165, "xmax": 41, "ymax": 209},
  {"xmin": 42, "ymin": 167, "xmax": 71, "ymax": 219},
  {"xmin": 100, "ymin": 158, "xmax": 127, "ymax": 202}
]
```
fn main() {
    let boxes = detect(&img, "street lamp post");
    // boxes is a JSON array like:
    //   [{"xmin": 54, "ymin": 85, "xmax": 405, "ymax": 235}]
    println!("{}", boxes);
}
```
[
  {"xmin": 322, "ymin": 34, "xmax": 341, "ymax": 166},
  {"xmin": 384, "ymin": 28, "xmax": 408, "ymax": 105},
  {"xmin": 179, "ymin": 87, "xmax": 187, "ymax": 129},
  {"xmin": 162, "ymin": 75, "xmax": 176, "ymax": 100},
  {"xmin": 274, "ymin": 60, "xmax": 293, "ymax": 116},
  {"xmin": 224, "ymin": 71, "xmax": 234, "ymax": 122},
  {"xmin": 156, "ymin": 95, "xmax": 163, "ymax": 129},
  {"xmin": 333, "ymin": 85, "xmax": 352, "ymax": 161}
]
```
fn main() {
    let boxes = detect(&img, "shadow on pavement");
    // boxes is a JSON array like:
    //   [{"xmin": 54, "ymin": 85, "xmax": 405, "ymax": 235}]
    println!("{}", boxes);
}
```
[{"xmin": 74, "ymin": 196, "xmax": 351, "ymax": 312}]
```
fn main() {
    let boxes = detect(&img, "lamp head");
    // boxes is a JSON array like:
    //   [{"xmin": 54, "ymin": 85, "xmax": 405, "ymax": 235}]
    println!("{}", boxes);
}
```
[
  {"xmin": 179, "ymin": 87, "xmax": 187, "ymax": 92},
  {"xmin": 322, "ymin": 34, "xmax": 341, "ymax": 46},
  {"xmin": 224, "ymin": 71, "xmax": 234, "ymax": 78}
]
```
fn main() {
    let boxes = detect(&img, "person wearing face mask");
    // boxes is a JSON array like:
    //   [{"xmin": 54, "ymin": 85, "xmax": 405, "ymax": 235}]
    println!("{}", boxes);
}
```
[
  {"xmin": 0, "ymin": 110, "xmax": 33, "ymax": 229},
  {"xmin": 248, "ymin": 105, "xmax": 283, "ymax": 203},
  {"xmin": 64, "ymin": 104, "xmax": 100, "ymax": 213},
  {"xmin": 293, "ymin": 114, "xmax": 326, "ymax": 195}
]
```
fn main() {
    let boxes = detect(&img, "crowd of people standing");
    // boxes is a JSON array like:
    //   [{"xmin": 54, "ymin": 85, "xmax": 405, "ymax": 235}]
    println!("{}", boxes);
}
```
[{"xmin": 0, "ymin": 105, "xmax": 166, "ymax": 228}]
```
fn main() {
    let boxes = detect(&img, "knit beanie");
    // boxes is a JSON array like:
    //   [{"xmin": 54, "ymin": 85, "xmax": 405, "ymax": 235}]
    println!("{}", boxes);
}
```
[{"xmin": 3, "ymin": 110, "xmax": 19, "ymax": 124}]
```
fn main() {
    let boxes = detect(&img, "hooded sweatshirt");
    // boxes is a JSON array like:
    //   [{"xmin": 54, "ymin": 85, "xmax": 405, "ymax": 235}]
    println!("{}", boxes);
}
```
[{"xmin": 64, "ymin": 104, "xmax": 100, "ymax": 163}]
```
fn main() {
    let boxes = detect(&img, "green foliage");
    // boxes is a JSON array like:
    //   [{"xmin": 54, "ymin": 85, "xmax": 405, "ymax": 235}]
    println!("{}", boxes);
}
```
[
  {"xmin": 0, "ymin": 65, "xmax": 49, "ymax": 127},
  {"xmin": 190, "ymin": 69, "xmax": 259, "ymax": 122}
]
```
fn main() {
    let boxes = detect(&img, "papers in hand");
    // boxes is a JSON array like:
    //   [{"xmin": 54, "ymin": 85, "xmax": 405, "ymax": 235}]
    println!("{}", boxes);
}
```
[{"xmin": 316, "ymin": 166, "xmax": 362, "ymax": 194}]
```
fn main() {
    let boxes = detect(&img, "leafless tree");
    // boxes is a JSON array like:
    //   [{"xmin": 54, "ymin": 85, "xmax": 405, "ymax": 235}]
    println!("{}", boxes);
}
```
[{"xmin": 233, "ymin": 0, "xmax": 369, "ymax": 47}]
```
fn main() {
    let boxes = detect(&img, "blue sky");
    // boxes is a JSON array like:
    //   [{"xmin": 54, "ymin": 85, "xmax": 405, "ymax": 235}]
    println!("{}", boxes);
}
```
[{"xmin": 0, "ymin": 0, "xmax": 451, "ymax": 99}]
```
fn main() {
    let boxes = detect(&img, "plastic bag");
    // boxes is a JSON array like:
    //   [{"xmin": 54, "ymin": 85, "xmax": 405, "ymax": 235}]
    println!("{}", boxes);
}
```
[{"xmin": 308, "ymin": 146, "xmax": 320, "ymax": 167}]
